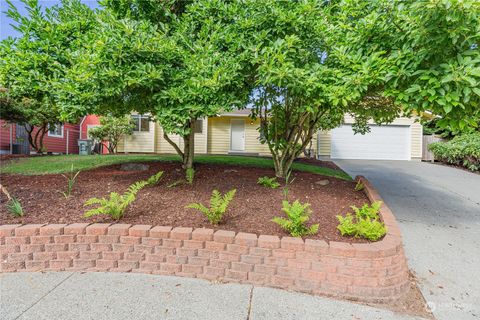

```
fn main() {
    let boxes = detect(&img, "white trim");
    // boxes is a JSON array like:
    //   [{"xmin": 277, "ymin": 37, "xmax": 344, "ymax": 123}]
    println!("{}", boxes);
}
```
[{"xmin": 48, "ymin": 124, "xmax": 64, "ymax": 138}]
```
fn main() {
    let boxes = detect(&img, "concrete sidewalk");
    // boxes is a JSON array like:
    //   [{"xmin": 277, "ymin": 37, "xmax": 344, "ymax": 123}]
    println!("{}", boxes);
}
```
[{"xmin": 0, "ymin": 272, "xmax": 426, "ymax": 320}]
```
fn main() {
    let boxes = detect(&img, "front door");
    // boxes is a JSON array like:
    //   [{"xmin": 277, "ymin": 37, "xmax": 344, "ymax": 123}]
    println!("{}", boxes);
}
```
[{"xmin": 230, "ymin": 119, "xmax": 245, "ymax": 151}]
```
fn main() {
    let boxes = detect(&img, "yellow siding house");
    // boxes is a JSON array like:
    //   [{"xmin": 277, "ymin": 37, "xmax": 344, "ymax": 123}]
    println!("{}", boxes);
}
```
[{"xmin": 117, "ymin": 111, "xmax": 422, "ymax": 161}]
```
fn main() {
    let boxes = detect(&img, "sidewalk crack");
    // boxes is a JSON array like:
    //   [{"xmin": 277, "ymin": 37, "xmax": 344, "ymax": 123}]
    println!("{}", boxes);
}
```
[
  {"xmin": 246, "ymin": 285, "xmax": 254, "ymax": 320},
  {"xmin": 14, "ymin": 272, "xmax": 75, "ymax": 320}
]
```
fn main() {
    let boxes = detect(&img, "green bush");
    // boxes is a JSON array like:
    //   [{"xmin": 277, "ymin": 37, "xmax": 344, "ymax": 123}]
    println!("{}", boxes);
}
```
[
  {"xmin": 428, "ymin": 133, "xmax": 480, "ymax": 171},
  {"xmin": 272, "ymin": 200, "xmax": 319, "ymax": 237},
  {"xmin": 186, "ymin": 189, "xmax": 236, "ymax": 225},
  {"xmin": 336, "ymin": 201, "xmax": 387, "ymax": 241},
  {"xmin": 257, "ymin": 176, "xmax": 280, "ymax": 189},
  {"xmin": 84, "ymin": 171, "xmax": 163, "ymax": 220}
]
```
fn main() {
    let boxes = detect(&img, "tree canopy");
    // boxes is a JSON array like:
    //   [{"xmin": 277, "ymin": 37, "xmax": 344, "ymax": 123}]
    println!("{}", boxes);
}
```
[{"xmin": 0, "ymin": 0, "xmax": 96, "ymax": 151}]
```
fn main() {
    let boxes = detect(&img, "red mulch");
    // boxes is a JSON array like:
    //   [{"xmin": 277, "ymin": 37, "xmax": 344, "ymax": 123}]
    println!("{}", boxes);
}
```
[{"xmin": 0, "ymin": 161, "xmax": 372, "ymax": 243}]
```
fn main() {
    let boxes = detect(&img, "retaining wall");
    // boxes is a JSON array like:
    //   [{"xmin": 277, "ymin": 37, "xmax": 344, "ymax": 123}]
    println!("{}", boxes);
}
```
[{"xmin": 0, "ymin": 176, "xmax": 409, "ymax": 302}]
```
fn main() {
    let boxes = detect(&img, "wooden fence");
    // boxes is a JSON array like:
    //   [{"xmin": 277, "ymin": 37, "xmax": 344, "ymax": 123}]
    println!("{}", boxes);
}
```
[{"xmin": 422, "ymin": 135, "xmax": 443, "ymax": 162}]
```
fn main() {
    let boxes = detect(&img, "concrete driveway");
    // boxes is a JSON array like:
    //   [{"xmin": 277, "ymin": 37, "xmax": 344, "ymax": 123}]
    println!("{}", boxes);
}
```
[{"xmin": 334, "ymin": 160, "xmax": 480, "ymax": 320}]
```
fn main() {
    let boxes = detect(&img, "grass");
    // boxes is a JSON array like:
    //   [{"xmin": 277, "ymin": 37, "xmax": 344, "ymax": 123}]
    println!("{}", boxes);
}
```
[{"xmin": 0, "ymin": 154, "xmax": 351, "ymax": 180}]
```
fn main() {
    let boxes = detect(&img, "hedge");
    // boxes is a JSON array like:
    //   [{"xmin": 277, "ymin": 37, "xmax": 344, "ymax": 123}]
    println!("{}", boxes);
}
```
[{"xmin": 428, "ymin": 133, "xmax": 480, "ymax": 171}]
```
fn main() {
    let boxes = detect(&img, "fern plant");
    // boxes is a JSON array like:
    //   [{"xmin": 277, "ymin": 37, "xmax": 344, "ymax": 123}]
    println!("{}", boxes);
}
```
[
  {"xmin": 336, "ymin": 201, "xmax": 387, "ymax": 241},
  {"xmin": 257, "ymin": 176, "xmax": 280, "ymax": 189},
  {"xmin": 272, "ymin": 200, "xmax": 319, "ymax": 237},
  {"xmin": 61, "ymin": 164, "xmax": 80, "ymax": 198},
  {"xmin": 354, "ymin": 180, "xmax": 364, "ymax": 191},
  {"xmin": 186, "ymin": 189, "xmax": 236, "ymax": 225},
  {"xmin": 84, "ymin": 171, "xmax": 163, "ymax": 220}
]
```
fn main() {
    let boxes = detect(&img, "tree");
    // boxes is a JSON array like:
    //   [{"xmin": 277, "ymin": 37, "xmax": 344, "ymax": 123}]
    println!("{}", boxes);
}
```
[
  {"xmin": 239, "ymin": 1, "xmax": 399, "ymax": 177},
  {"xmin": 87, "ymin": 115, "xmax": 135, "ymax": 153},
  {"xmin": 0, "ymin": 0, "xmax": 96, "ymax": 152},
  {"xmin": 334, "ymin": 0, "xmax": 480, "ymax": 132},
  {"xmin": 62, "ymin": 0, "xmax": 249, "ymax": 170}
]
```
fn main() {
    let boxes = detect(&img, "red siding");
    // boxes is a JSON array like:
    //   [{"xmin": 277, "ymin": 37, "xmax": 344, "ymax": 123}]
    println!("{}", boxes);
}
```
[
  {"xmin": 80, "ymin": 115, "xmax": 108, "ymax": 154},
  {"xmin": 32, "ymin": 123, "xmax": 80, "ymax": 154},
  {"xmin": 0, "ymin": 120, "xmax": 15, "ymax": 152},
  {"xmin": 80, "ymin": 115, "xmax": 101, "ymax": 139}
]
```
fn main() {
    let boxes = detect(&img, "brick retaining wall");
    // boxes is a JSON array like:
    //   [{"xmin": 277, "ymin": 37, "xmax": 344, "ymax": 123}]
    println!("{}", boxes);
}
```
[{"xmin": 0, "ymin": 176, "xmax": 409, "ymax": 302}]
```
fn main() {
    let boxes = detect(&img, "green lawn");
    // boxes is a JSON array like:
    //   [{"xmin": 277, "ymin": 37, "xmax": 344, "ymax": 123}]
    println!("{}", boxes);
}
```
[{"xmin": 0, "ymin": 154, "xmax": 351, "ymax": 180}]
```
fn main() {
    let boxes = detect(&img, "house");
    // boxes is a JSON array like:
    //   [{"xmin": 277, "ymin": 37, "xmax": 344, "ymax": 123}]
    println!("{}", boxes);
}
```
[
  {"xmin": 0, "ymin": 119, "xmax": 80, "ymax": 155},
  {"xmin": 116, "ymin": 111, "xmax": 422, "ymax": 161}
]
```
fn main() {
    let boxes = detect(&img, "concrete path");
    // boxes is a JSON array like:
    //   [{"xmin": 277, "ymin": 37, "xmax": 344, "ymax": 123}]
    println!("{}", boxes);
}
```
[
  {"xmin": 0, "ymin": 272, "xmax": 424, "ymax": 320},
  {"xmin": 334, "ymin": 160, "xmax": 480, "ymax": 320}
]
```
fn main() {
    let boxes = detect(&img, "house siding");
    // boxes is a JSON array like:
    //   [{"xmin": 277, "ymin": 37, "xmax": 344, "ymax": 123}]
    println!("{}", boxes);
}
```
[
  {"xmin": 117, "ymin": 119, "xmax": 155, "ymax": 153},
  {"xmin": 207, "ymin": 116, "xmax": 272, "ymax": 155}
]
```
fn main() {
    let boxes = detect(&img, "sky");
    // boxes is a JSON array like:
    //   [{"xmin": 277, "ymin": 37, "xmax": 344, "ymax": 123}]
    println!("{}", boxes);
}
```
[{"xmin": 0, "ymin": 0, "xmax": 99, "ymax": 40}]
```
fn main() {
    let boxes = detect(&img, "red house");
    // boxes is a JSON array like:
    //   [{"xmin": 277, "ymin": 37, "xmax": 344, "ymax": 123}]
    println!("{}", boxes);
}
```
[{"xmin": 0, "ymin": 119, "xmax": 80, "ymax": 155}]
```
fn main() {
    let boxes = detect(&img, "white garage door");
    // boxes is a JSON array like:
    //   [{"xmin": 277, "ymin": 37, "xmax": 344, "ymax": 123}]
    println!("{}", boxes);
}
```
[{"xmin": 330, "ymin": 125, "xmax": 410, "ymax": 160}]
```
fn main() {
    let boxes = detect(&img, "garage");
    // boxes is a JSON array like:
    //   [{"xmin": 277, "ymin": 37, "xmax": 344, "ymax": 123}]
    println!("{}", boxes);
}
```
[{"xmin": 330, "ymin": 125, "xmax": 411, "ymax": 160}]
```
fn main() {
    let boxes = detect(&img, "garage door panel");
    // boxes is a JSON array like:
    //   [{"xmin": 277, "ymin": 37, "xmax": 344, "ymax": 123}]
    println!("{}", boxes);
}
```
[{"xmin": 330, "ymin": 125, "xmax": 410, "ymax": 160}]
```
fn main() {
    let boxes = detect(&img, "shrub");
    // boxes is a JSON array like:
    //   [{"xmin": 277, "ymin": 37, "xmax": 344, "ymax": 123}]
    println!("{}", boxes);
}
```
[
  {"xmin": 429, "ymin": 133, "xmax": 480, "ymax": 171},
  {"xmin": 186, "ymin": 168, "xmax": 195, "ymax": 184},
  {"xmin": 7, "ymin": 198, "xmax": 24, "ymax": 217},
  {"xmin": 61, "ymin": 164, "xmax": 80, "ymax": 198},
  {"xmin": 272, "ymin": 200, "xmax": 319, "ymax": 237},
  {"xmin": 336, "ymin": 201, "xmax": 387, "ymax": 241},
  {"xmin": 257, "ymin": 176, "xmax": 280, "ymax": 189},
  {"xmin": 186, "ymin": 189, "xmax": 236, "ymax": 225},
  {"xmin": 84, "ymin": 171, "xmax": 163, "ymax": 220}
]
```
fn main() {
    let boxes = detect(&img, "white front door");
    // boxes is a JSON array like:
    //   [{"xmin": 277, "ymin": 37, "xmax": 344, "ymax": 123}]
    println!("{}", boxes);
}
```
[{"xmin": 230, "ymin": 119, "xmax": 245, "ymax": 151}]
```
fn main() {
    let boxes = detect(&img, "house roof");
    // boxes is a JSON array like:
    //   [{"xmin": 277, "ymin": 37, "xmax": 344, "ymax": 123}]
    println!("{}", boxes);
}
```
[{"xmin": 220, "ymin": 109, "xmax": 253, "ymax": 117}]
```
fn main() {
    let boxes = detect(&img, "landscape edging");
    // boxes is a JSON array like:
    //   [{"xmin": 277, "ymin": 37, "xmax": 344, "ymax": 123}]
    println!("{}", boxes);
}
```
[{"xmin": 0, "ymin": 176, "xmax": 409, "ymax": 302}]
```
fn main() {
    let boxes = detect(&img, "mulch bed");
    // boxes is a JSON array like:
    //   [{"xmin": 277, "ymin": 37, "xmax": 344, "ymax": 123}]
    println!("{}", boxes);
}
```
[{"xmin": 0, "ymin": 161, "xmax": 372, "ymax": 243}]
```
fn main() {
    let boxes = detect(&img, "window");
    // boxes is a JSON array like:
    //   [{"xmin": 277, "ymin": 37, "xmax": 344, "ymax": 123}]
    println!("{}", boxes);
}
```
[
  {"xmin": 48, "ymin": 124, "xmax": 64, "ymax": 138},
  {"xmin": 132, "ymin": 115, "xmax": 150, "ymax": 132},
  {"xmin": 194, "ymin": 119, "xmax": 203, "ymax": 134}
]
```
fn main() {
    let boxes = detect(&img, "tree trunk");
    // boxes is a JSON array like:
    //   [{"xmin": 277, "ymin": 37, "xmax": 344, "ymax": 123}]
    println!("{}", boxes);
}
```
[
  {"xmin": 182, "ymin": 119, "xmax": 195, "ymax": 170},
  {"xmin": 26, "ymin": 124, "xmax": 47, "ymax": 154},
  {"xmin": 163, "ymin": 118, "xmax": 196, "ymax": 170}
]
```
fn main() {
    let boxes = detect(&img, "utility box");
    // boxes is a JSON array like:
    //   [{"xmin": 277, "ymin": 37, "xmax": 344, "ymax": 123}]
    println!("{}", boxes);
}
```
[{"xmin": 78, "ymin": 139, "xmax": 94, "ymax": 155}]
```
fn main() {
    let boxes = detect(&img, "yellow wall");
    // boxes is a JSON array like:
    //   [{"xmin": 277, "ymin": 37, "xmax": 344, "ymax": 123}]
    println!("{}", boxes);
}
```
[
  {"xmin": 117, "ymin": 120, "xmax": 155, "ymax": 153},
  {"xmin": 208, "ymin": 116, "xmax": 271, "ymax": 155},
  {"xmin": 119, "ymin": 117, "xmax": 208, "ymax": 154}
]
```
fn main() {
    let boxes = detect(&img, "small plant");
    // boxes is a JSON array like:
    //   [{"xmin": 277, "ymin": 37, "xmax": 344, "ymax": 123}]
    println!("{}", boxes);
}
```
[
  {"xmin": 84, "ymin": 171, "xmax": 163, "ymax": 220},
  {"xmin": 186, "ymin": 189, "xmax": 236, "ymax": 225},
  {"xmin": 272, "ymin": 200, "xmax": 319, "ymax": 237},
  {"xmin": 1, "ymin": 184, "xmax": 24, "ymax": 217},
  {"xmin": 336, "ymin": 201, "xmax": 387, "ymax": 241},
  {"xmin": 282, "ymin": 170, "xmax": 296, "ymax": 200},
  {"xmin": 167, "ymin": 179, "xmax": 184, "ymax": 188},
  {"xmin": 186, "ymin": 168, "xmax": 195, "ymax": 184},
  {"xmin": 354, "ymin": 180, "xmax": 364, "ymax": 191},
  {"xmin": 257, "ymin": 176, "xmax": 280, "ymax": 189},
  {"xmin": 7, "ymin": 198, "xmax": 24, "ymax": 217},
  {"xmin": 61, "ymin": 164, "xmax": 80, "ymax": 198}
]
